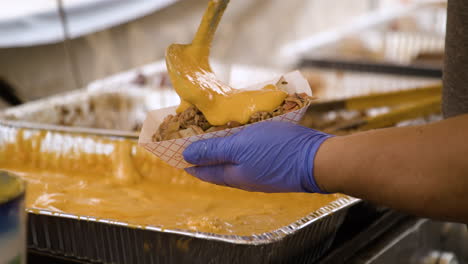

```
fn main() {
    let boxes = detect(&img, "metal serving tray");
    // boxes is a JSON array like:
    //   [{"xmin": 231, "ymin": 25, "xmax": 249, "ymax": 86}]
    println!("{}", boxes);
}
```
[
  {"xmin": 0, "ymin": 60, "xmax": 440, "ymax": 140},
  {"xmin": 285, "ymin": 2, "xmax": 446, "ymax": 68},
  {"xmin": 0, "ymin": 123, "xmax": 359, "ymax": 263},
  {"xmin": 0, "ymin": 87, "xmax": 177, "ymax": 138}
]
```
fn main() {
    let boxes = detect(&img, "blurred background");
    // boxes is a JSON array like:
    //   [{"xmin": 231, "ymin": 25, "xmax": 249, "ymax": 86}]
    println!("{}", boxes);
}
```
[{"xmin": 0, "ymin": 0, "xmax": 446, "ymax": 105}]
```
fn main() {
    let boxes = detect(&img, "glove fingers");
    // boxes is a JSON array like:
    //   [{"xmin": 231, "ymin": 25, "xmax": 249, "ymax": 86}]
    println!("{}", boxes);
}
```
[
  {"xmin": 183, "ymin": 137, "xmax": 231, "ymax": 166},
  {"xmin": 185, "ymin": 165, "xmax": 228, "ymax": 187}
]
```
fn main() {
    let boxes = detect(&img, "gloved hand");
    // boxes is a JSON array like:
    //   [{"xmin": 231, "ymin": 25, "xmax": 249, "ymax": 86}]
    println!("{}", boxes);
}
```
[{"xmin": 183, "ymin": 121, "xmax": 333, "ymax": 193}]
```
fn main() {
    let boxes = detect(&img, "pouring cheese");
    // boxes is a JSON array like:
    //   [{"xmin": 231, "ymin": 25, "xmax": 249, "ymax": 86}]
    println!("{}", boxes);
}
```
[{"xmin": 166, "ymin": 0, "xmax": 287, "ymax": 126}]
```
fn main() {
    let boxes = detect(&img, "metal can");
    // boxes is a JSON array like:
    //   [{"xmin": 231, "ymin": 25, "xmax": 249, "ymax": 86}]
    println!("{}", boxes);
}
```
[{"xmin": 0, "ymin": 171, "xmax": 26, "ymax": 264}]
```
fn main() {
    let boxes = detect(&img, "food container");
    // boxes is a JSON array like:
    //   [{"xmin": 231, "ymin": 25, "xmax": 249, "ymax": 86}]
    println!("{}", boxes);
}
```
[
  {"xmin": 0, "ymin": 60, "xmax": 441, "ymax": 142},
  {"xmin": 139, "ymin": 71, "xmax": 313, "ymax": 169},
  {"xmin": 301, "ymin": 83, "xmax": 442, "ymax": 133},
  {"xmin": 0, "ymin": 122, "xmax": 359, "ymax": 263},
  {"xmin": 284, "ymin": 2, "xmax": 446, "ymax": 71},
  {"xmin": 0, "ymin": 171, "xmax": 26, "ymax": 264},
  {"xmin": 0, "ymin": 87, "xmax": 171, "ymax": 138},
  {"xmin": 301, "ymin": 68, "xmax": 440, "ymax": 101},
  {"xmin": 26, "ymin": 198, "xmax": 357, "ymax": 263}
]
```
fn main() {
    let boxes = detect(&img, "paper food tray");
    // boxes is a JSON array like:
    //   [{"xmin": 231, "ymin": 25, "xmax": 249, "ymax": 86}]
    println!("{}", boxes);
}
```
[{"xmin": 139, "ymin": 71, "xmax": 312, "ymax": 169}]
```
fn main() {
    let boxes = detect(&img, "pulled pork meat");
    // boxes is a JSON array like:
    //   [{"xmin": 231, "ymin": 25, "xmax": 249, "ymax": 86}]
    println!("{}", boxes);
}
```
[{"xmin": 152, "ymin": 93, "xmax": 313, "ymax": 141}]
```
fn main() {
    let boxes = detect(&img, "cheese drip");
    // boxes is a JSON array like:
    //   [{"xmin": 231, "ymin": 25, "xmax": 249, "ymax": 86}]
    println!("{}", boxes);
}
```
[{"xmin": 166, "ymin": 0, "xmax": 287, "ymax": 126}]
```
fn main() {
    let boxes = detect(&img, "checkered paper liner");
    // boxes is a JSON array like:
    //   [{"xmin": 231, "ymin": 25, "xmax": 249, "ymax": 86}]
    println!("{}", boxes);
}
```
[{"xmin": 138, "ymin": 71, "xmax": 312, "ymax": 169}]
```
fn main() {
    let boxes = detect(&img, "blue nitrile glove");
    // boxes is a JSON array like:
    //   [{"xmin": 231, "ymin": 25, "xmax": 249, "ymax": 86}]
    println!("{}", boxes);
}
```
[{"xmin": 183, "ymin": 121, "xmax": 333, "ymax": 193}]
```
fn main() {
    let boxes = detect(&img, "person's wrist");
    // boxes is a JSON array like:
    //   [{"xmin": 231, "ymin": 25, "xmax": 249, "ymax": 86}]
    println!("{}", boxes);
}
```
[
  {"xmin": 302, "ymin": 132, "xmax": 333, "ymax": 193},
  {"xmin": 313, "ymin": 136, "xmax": 343, "ymax": 194}
]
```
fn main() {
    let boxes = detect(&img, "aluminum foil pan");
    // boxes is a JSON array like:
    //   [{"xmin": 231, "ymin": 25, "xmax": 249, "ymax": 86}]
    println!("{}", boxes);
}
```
[
  {"xmin": 0, "ymin": 87, "xmax": 176, "ymax": 138},
  {"xmin": 286, "ymin": 2, "xmax": 446, "ymax": 67},
  {"xmin": 0, "ymin": 123, "xmax": 359, "ymax": 263},
  {"xmin": 302, "ymin": 69, "xmax": 440, "ymax": 101},
  {"xmin": 26, "ymin": 199, "xmax": 355, "ymax": 263},
  {"xmin": 0, "ymin": 60, "xmax": 440, "ymax": 141}
]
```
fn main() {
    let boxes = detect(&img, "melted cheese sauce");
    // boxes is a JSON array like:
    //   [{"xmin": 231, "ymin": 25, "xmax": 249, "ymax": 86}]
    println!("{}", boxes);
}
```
[
  {"xmin": 166, "ymin": 0, "xmax": 287, "ymax": 126},
  {"xmin": 0, "ymin": 129, "xmax": 343, "ymax": 235}
]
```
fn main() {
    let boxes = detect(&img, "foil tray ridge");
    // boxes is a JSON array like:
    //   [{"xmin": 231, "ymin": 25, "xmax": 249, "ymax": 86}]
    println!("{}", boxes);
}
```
[
  {"xmin": 27, "ymin": 199, "xmax": 357, "ymax": 264},
  {"xmin": 26, "ymin": 196, "xmax": 359, "ymax": 246}
]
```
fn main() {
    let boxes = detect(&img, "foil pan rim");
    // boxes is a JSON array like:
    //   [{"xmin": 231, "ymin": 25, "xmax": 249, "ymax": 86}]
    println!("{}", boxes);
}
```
[
  {"xmin": 25, "ymin": 195, "xmax": 360, "ymax": 245},
  {"xmin": 0, "ymin": 120, "xmax": 139, "ymax": 139}
]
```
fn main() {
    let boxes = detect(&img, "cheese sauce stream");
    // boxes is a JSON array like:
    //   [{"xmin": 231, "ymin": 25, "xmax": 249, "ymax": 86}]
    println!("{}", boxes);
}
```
[
  {"xmin": 0, "ymin": 129, "xmax": 343, "ymax": 235},
  {"xmin": 166, "ymin": 0, "xmax": 287, "ymax": 126}
]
